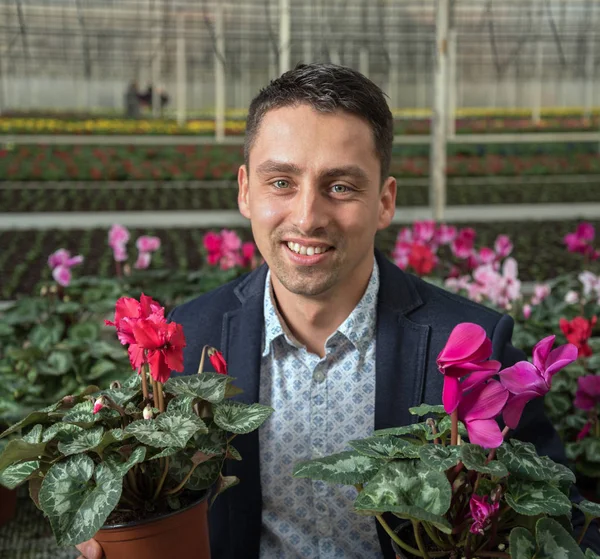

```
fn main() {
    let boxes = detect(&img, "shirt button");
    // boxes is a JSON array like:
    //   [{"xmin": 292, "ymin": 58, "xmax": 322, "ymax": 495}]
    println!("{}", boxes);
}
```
[{"xmin": 313, "ymin": 370, "xmax": 326, "ymax": 383}]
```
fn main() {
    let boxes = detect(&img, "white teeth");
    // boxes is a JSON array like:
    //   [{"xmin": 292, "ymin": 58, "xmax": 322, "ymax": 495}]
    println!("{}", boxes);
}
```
[{"xmin": 286, "ymin": 242, "xmax": 329, "ymax": 255}]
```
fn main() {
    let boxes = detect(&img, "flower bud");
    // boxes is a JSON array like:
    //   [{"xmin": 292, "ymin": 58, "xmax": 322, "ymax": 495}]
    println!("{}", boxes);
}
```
[
  {"xmin": 490, "ymin": 484, "xmax": 503, "ymax": 503},
  {"xmin": 63, "ymin": 295, "xmax": 71, "ymax": 302},
  {"xmin": 40, "ymin": 286, "xmax": 48, "ymax": 296},
  {"xmin": 93, "ymin": 396, "xmax": 105, "ymax": 414},
  {"xmin": 143, "ymin": 404, "xmax": 153, "ymax": 420}
]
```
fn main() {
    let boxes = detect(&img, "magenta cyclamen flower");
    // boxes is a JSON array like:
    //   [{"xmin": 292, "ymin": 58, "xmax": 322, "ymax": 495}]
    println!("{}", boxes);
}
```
[
  {"xmin": 47, "ymin": 248, "xmax": 84, "ymax": 287},
  {"xmin": 458, "ymin": 380, "xmax": 508, "ymax": 448},
  {"xmin": 469, "ymin": 494, "xmax": 500, "ymax": 535},
  {"xmin": 574, "ymin": 375, "xmax": 600, "ymax": 411},
  {"xmin": 437, "ymin": 323, "xmax": 501, "ymax": 413},
  {"xmin": 499, "ymin": 336, "xmax": 577, "ymax": 429},
  {"xmin": 564, "ymin": 222, "xmax": 598, "ymax": 259}
]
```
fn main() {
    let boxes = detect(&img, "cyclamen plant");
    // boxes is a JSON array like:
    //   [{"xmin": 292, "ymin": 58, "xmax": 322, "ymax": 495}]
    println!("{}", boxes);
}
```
[
  {"xmin": 293, "ymin": 323, "xmax": 600, "ymax": 559},
  {"xmin": 0, "ymin": 294, "xmax": 273, "ymax": 547}
]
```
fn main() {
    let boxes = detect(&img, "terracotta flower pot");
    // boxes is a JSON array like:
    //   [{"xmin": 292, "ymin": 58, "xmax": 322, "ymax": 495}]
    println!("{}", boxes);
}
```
[
  {"xmin": 0, "ymin": 486, "xmax": 17, "ymax": 527},
  {"xmin": 95, "ymin": 492, "xmax": 211, "ymax": 559}
]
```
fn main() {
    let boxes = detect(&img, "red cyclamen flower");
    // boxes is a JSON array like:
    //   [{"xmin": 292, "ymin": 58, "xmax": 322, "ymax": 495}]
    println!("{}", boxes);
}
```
[
  {"xmin": 408, "ymin": 243, "xmax": 437, "ymax": 276},
  {"xmin": 437, "ymin": 323, "xmax": 501, "ymax": 413},
  {"xmin": 105, "ymin": 293, "xmax": 164, "ymax": 346},
  {"xmin": 208, "ymin": 348, "xmax": 228, "ymax": 375},
  {"xmin": 469, "ymin": 494, "xmax": 500, "ymax": 535},
  {"xmin": 559, "ymin": 316, "xmax": 597, "ymax": 357}
]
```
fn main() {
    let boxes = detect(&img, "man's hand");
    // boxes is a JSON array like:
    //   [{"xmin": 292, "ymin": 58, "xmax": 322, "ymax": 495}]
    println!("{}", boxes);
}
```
[{"xmin": 75, "ymin": 538, "xmax": 103, "ymax": 559}]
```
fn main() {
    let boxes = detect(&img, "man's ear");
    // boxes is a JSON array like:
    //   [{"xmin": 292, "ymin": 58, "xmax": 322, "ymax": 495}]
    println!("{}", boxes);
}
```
[
  {"xmin": 238, "ymin": 164, "xmax": 251, "ymax": 219},
  {"xmin": 377, "ymin": 175, "xmax": 397, "ymax": 231}
]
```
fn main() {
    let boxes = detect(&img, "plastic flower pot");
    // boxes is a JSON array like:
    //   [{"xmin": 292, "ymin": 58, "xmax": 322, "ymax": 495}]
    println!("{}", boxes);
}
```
[
  {"xmin": 0, "ymin": 486, "xmax": 17, "ymax": 527},
  {"xmin": 94, "ymin": 491, "xmax": 211, "ymax": 559},
  {"xmin": 390, "ymin": 521, "xmax": 421, "ymax": 559}
]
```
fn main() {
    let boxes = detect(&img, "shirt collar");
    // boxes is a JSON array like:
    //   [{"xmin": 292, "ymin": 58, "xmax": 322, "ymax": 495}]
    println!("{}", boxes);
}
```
[{"xmin": 262, "ymin": 260, "xmax": 380, "ymax": 357}]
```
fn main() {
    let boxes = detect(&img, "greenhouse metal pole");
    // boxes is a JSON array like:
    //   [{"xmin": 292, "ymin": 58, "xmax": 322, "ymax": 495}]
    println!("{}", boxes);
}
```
[
  {"xmin": 584, "ymin": 2, "xmax": 596, "ymax": 123},
  {"xmin": 446, "ymin": 0, "xmax": 457, "ymax": 138},
  {"xmin": 151, "ymin": 1, "xmax": 162, "ymax": 118},
  {"xmin": 176, "ymin": 11, "xmax": 187, "ymax": 126},
  {"xmin": 430, "ymin": 0, "xmax": 449, "ymax": 222},
  {"xmin": 279, "ymin": 0, "xmax": 291, "ymax": 76},
  {"xmin": 532, "ymin": 4, "xmax": 544, "ymax": 124},
  {"xmin": 215, "ymin": 2, "xmax": 226, "ymax": 142}
]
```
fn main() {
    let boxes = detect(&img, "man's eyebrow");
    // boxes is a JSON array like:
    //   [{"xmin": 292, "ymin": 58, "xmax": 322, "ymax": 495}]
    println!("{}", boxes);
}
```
[
  {"xmin": 319, "ymin": 165, "xmax": 369, "ymax": 182},
  {"xmin": 255, "ymin": 160, "xmax": 304, "ymax": 175}
]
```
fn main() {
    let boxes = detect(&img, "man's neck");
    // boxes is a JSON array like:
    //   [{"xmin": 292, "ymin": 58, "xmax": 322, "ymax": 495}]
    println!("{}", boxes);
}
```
[{"xmin": 270, "ymin": 261, "xmax": 374, "ymax": 357}]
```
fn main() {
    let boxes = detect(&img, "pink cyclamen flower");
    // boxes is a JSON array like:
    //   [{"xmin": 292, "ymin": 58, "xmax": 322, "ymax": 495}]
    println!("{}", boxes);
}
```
[
  {"xmin": 108, "ymin": 224, "xmax": 130, "ymax": 248},
  {"xmin": 451, "ymin": 227, "xmax": 476, "ymax": 260},
  {"xmin": 203, "ymin": 231, "xmax": 223, "ymax": 266},
  {"xmin": 242, "ymin": 242, "xmax": 256, "ymax": 267},
  {"xmin": 437, "ymin": 323, "xmax": 501, "ymax": 413},
  {"xmin": 136, "ymin": 235, "xmax": 161, "ymax": 253},
  {"xmin": 47, "ymin": 248, "xmax": 84, "ymax": 287},
  {"xmin": 435, "ymin": 224, "xmax": 457, "ymax": 245},
  {"xmin": 469, "ymin": 494, "xmax": 500, "ymax": 535},
  {"xmin": 392, "ymin": 241, "xmax": 411, "ymax": 269},
  {"xmin": 113, "ymin": 244, "xmax": 128, "ymax": 263},
  {"xmin": 523, "ymin": 304, "xmax": 532, "ymax": 320},
  {"xmin": 458, "ymin": 380, "xmax": 509, "ymax": 448},
  {"xmin": 134, "ymin": 251, "xmax": 152, "ymax": 270},
  {"xmin": 478, "ymin": 247, "xmax": 496, "ymax": 265},
  {"xmin": 531, "ymin": 283, "xmax": 551, "ymax": 306},
  {"xmin": 220, "ymin": 229, "xmax": 242, "ymax": 253},
  {"xmin": 564, "ymin": 222, "xmax": 596, "ymax": 256},
  {"xmin": 574, "ymin": 375, "xmax": 600, "ymax": 412},
  {"xmin": 499, "ymin": 335, "xmax": 577, "ymax": 429},
  {"xmin": 413, "ymin": 220, "xmax": 436, "ymax": 244},
  {"xmin": 494, "ymin": 235, "xmax": 513, "ymax": 258}
]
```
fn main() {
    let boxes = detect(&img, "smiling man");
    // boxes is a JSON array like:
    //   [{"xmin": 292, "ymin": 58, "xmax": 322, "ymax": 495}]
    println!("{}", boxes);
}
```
[{"xmin": 76, "ymin": 64, "xmax": 599, "ymax": 559}]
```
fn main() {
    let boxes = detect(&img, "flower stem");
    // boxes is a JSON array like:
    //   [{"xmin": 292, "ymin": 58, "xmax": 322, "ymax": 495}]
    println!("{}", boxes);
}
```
[
  {"xmin": 126, "ymin": 469, "xmax": 142, "ymax": 498},
  {"xmin": 375, "ymin": 515, "xmax": 425, "ymax": 557},
  {"xmin": 197, "ymin": 345, "xmax": 209, "ymax": 375},
  {"xmin": 141, "ymin": 363, "xmax": 149, "ymax": 403},
  {"xmin": 152, "ymin": 457, "xmax": 170, "ymax": 501},
  {"xmin": 577, "ymin": 517, "xmax": 593, "ymax": 545},
  {"xmin": 164, "ymin": 462, "xmax": 200, "ymax": 496},
  {"xmin": 451, "ymin": 410, "xmax": 459, "ymax": 446},
  {"xmin": 412, "ymin": 520, "xmax": 431, "ymax": 559},
  {"xmin": 486, "ymin": 427, "xmax": 510, "ymax": 463},
  {"xmin": 157, "ymin": 382, "xmax": 165, "ymax": 412},
  {"xmin": 422, "ymin": 522, "xmax": 451, "ymax": 550},
  {"xmin": 476, "ymin": 553, "xmax": 509, "ymax": 558}
]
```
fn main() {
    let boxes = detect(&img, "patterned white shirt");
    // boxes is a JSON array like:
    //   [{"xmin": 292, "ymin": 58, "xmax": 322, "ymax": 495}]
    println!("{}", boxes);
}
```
[{"xmin": 258, "ymin": 261, "xmax": 382, "ymax": 558}]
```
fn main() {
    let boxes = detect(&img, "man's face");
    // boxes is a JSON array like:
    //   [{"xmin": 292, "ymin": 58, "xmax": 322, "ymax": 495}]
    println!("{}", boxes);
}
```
[{"xmin": 238, "ymin": 104, "xmax": 396, "ymax": 299}]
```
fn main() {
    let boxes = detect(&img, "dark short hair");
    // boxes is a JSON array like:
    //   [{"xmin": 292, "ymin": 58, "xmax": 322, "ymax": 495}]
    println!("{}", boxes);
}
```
[{"xmin": 244, "ymin": 63, "xmax": 394, "ymax": 184}]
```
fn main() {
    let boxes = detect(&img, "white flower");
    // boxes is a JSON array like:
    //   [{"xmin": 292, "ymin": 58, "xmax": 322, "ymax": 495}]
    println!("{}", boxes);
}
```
[{"xmin": 564, "ymin": 290, "xmax": 579, "ymax": 305}]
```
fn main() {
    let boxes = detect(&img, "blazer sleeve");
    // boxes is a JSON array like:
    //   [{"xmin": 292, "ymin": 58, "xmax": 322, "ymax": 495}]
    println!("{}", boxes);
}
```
[{"xmin": 491, "ymin": 314, "xmax": 600, "ymax": 553}]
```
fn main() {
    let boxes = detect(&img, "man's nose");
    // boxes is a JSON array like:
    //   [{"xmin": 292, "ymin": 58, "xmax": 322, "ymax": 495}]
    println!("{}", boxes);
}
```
[{"xmin": 290, "ymin": 185, "xmax": 330, "ymax": 234}]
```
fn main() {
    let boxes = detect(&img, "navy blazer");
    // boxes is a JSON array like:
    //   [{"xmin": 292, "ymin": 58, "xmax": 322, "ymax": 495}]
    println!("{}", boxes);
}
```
[{"xmin": 169, "ymin": 250, "xmax": 594, "ymax": 558}]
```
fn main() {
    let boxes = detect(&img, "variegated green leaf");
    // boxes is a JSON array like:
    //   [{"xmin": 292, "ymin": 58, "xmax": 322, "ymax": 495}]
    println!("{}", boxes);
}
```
[
  {"xmin": 40, "ymin": 455, "xmax": 122, "ymax": 546},
  {"xmin": 125, "ymin": 410, "xmax": 207, "ymax": 448},
  {"xmin": 293, "ymin": 451, "xmax": 383, "ymax": 485},
  {"xmin": 213, "ymin": 401, "xmax": 273, "ymax": 434},
  {"xmin": 353, "ymin": 460, "xmax": 452, "ymax": 524},
  {"xmin": 95, "ymin": 386, "xmax": 139, "ymax": 406},
  {"xmin": 193, "ymin": 431, "xmax": 227, "ymax": 455},
  {"xmin": 90, "ymin": 428, "xmax": 132, "ymax": 455},
  {"xmin": 121, "ymin": 373, "xmax": 142, "ymax": 390},
  {"xmin": 509, "ymin": 527, "xmax": 536, "ymax": 559},
  {"xmin": 429, "ymin": 416, "xmax": 467, "ymax": 440},
  {"xmin": 23, "ymin": 425, "xmax": 44, "ymax": 443},
  {"xmin": 577, "ymin": 500, "xmax": 600, "ymax": 519},
  {"xmin": 210, "ymin": 475, "xmax": 239, "ymax": 506},
  {"xmin": 104, "ymin": 446, "xmax": 146, "ymax": 477},
  {"xmin": 535, "ymin": 518, "xmax": 585, "ymax": 559},
  {"xmin": 348, "ymin": 435, "xmax": 416, "ymax": 459},
  {"xmin": 0, "ymin": 460, "xmax": 39, "ymax": 489},
  {"xmin": 537, "ymin": 456, "xmax": 576, "ymax": 485},
  {"xmin": 148, "ymin": 447, "xmax": 180, "ymax": 460},
  {"xmin": 227, "ymin": 445, "xmax": 242, "ymax": 461},
  {"xmin": 497, "ymin": 440, "xmax": 557, "ymax": 482},
  {"xmin": 460, "ymin": 444, "xmax": 508, "ymax": 477},
  {"xmin": 62, "ymin": 402, "xmax": 95, "ymax": 426},
  {"xmin": 168, "ymin": 454, "xmax": 221, "ymax": 491},
  {"xmin": 164, "ymin": 373, "xmax": 229, "ymax": 403},
  {"xmin": 586, "ymin": 549, "xmax": 600, "ymax": 559},
  {"xmin": 0, "ymin": 439, "xmax": 47, "ymax": 471},
  {"xmin": 58, "ymin": 427, "xmax": 105, "ymax": 456},
  {"xmin": 374, "ymin": 423, "xmax": 430, "ymax": 438},
  {"xmin": 1, "ymin": 410, "xmax": 58, "ymax": 439},
  {"xmin": 505, "ymin": 478, "xmax": 572, "ymax": 516},
  {"xmin": 419, "ymin": 445, "xmax": 461, "ymax": 471},
  {"xmin": 42, "ymin": 423, "xmax": 84, "ymax": 443},
  {"xmin": 408, "ymin": 404, "xmax": 446, "ymax": 417},
  {"xmin": 167, "ymin": 395, "xmax": 196, "ymax": 414}
]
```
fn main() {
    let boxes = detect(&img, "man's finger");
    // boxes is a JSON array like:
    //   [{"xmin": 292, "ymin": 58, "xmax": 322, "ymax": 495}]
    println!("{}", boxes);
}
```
[{"xmin": 75, "ymin": 538, "xmax": 103, "ymax": 559}]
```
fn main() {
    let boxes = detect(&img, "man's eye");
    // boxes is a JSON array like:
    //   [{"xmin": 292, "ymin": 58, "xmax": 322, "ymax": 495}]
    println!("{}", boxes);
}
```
[
  {"xmin": 273, "ymin": 180, "xmax": 289, "ymax": 189},
  {"xmin": 332, "ymin": 184, "xmax": 350, "ymax": 194}
]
